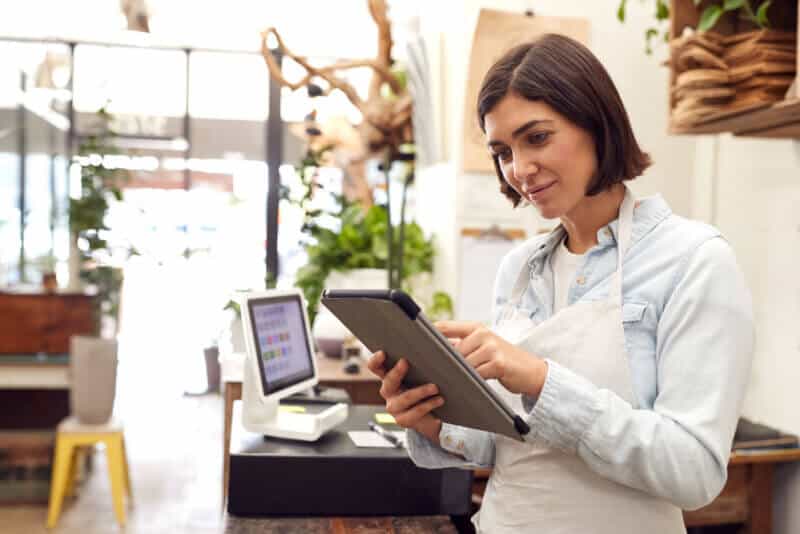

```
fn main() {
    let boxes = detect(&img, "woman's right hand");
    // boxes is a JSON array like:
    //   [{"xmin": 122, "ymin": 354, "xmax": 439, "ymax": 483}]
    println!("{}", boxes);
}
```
[{"xmin": 366, "ymin": 351, "xmax": 445, "ymax": 445}]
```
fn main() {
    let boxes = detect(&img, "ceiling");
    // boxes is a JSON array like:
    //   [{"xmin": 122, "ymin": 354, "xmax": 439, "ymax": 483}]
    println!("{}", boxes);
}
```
[{"xmin": 0, "ymin": 0, "xmax": 424, "ymax": 58}]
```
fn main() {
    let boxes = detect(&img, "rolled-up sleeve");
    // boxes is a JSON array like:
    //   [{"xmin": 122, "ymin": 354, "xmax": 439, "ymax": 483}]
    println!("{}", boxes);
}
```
[
  {"xmin": 520, "ymin": 237, "xmax": 754, "ymax": 510},
  {"xmin": 406, "ymin": 423, "xmax": 496, "ymax": 469}
]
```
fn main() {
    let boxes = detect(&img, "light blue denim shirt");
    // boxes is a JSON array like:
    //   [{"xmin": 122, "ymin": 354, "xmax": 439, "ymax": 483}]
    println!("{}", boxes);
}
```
[{"xmin": 407, "ymin": 194, "xmax": 754, "ymax": 511}]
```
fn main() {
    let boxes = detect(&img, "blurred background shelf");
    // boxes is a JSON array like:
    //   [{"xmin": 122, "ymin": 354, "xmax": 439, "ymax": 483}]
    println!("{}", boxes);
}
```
[{"xmin": 671, "ymin": 97, "xmax": 800, "ymax": 137}]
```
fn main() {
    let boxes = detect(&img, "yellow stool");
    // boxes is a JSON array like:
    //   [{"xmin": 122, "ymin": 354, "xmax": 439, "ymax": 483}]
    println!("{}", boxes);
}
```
[{"xmin": 47, "ymin": 417, "xmax": 132, "ymax": 528}]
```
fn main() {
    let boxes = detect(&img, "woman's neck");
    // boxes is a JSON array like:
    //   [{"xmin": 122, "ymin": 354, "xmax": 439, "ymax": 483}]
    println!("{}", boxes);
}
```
[{"xmin": 560, "ymin": 184, "xmax": 626, "ymax": 254}]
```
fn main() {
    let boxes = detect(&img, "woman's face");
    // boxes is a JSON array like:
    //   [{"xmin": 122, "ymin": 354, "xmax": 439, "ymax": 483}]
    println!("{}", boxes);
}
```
[{"xmin": 483, "ymin": 92, "xmax": 598, "ymax": 220}]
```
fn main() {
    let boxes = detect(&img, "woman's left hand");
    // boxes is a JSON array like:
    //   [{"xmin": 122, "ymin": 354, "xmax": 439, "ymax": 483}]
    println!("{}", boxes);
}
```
[{"xmin": 436, "ymin": 321, "xmax": 548, "ymax": 398}]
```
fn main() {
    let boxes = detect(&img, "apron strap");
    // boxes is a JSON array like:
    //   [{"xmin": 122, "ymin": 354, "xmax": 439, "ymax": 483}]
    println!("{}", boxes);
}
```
[
  {"xmin": 610, "ymin": 188, "xmax": 636, "ymax": 300},
  {"xmin": 508, "ymin": 186, "xmax": 637, "ymax": 309}
]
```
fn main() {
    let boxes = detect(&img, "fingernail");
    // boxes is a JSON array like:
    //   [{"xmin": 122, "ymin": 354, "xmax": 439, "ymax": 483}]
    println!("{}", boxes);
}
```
[
  {"xmin": 437, "ymin": 397, "xmax": 444, "ymax": 405},
  {"xmin": 428, "ymin": 384, "xmax": 438, "ymax": 395}
]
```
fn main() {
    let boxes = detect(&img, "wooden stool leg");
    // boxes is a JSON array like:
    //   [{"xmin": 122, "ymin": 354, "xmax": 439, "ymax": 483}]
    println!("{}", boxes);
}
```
[
  {"xmin": 105, "ymin": 435, "xmax": 127, "ymax": 526},
  {"xmin": 47, "ymin": 437, "xmax": 74, "ymax": 528},
  {"xmin": 121, "ymin": 436, "xmax": 133, "ymax": 505}
]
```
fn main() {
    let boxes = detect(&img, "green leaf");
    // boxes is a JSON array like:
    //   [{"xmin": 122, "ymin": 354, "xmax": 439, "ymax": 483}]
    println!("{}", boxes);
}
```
[
  {"xmin": 656, "ymin": 0, "xmax": 669, "ymax": 20},
  {"xmin": 697, "ymin": 5, "xmax": 723, "ymax": 31},
  {"xmin": 756, "ymin": 0, "xmax": 771, "ymax": 27},
  {"xmin": 723, "ymin": 0, "xmax": 745, "ymax": 10},
  {"xmin": 645, "ymin": 28, "xmax": 659, "ymax": 54},
  {"xmin": 617, "ymin": 0, "xmax": 627, "ymax": 22}
]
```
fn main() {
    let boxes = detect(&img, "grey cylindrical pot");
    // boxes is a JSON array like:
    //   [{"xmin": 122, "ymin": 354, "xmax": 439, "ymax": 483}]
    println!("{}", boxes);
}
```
[
  {"xmin": 204, "ymin": 345, "xmax": 220, "ymax": 393},
  {"xmin": 70, "ymin": 336, "xmax": 118, "ymax": 424}
]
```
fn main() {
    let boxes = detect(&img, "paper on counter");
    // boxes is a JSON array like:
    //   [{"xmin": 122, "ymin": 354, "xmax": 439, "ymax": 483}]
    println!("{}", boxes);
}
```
[{"xmin": 348, "ymin": 430, "xmax": 407, "ymax": 448}]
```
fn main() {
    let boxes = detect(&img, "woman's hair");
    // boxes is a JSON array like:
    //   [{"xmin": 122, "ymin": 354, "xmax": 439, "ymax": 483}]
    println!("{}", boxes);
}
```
[{"xmin": 477, "ymin": 34, "xmax": 651, "ymax": 206}]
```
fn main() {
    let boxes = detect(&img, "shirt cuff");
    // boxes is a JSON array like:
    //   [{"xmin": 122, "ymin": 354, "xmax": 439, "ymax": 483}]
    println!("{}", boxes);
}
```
[
  {"xmin": 438, "ymin": 422, "xmax": 468, "ymax": 456},
  {"xmin": 523, "ymin": 359, "xmax": 601, "ymax": 452},
  {"xmin": 405, "ymin": 427, "xmax": 468, "ymax": 469}
]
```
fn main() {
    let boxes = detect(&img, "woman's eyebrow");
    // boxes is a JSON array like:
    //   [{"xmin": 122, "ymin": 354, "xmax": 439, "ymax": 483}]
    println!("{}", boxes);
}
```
[{"xmin": 487, "ymin": 119, "xmax": 554, "ymax": 148}]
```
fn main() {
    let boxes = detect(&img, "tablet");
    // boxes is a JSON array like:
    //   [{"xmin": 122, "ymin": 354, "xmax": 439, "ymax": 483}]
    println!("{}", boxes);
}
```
[{"xmin": 320, "ymin": 289, "xmax": 530, "ymax": 441}]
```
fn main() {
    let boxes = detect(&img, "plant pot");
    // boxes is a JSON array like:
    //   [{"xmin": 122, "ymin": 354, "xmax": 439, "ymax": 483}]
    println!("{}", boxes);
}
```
[
  {"xmin": 313, "ymin": 268, "xmax": 388, "ymax": 358},
  {"xmin": 70, "ymin": 336, "xmax": 118, "ymax": 425},
  {"xmin": 204, "ymin": 345, "xmax": 221, "ymax": 393},
  {"xmin": 67, "ymin": 234, "xmax": 82, "ymax": 291},
  {"xmin": 229, "ymin": 317, "xmax": 246, "ymax": 354}
]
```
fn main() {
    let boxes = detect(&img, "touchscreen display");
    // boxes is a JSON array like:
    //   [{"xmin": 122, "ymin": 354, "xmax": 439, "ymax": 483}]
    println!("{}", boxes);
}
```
[{"xmin": 247, "ymin": 295, "xmax": 314, "ymax": 394}]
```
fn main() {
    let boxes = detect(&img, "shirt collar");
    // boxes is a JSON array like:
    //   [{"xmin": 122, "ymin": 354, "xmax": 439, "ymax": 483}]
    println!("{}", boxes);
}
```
[{"xmin": 526, "ymin": 194, "xmax": 672, "ymax": 271}]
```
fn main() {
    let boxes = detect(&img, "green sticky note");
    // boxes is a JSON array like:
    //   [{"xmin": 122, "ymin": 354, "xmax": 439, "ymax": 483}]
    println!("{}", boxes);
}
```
[{"xmin": 375, "ymin": 413, "xmax": 396, "ymax": 425}]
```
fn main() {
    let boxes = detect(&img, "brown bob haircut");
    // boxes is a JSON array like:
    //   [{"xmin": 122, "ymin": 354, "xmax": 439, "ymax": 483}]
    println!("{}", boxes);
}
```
[{"xmin": 477, "ymin": 34, "xmax": 651, "ymax": 206}]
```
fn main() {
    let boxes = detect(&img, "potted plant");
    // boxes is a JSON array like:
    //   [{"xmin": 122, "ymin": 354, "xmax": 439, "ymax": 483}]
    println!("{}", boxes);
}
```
[
  {"xmin": 263, "ymin": 0, "xmax": 453, "ymax": 357},
  {"xmin": 67, "ymin": 105, "xmax": 130, "ymax": 424},
  {"xmin": 284, "ymin": 142, "xmax": 452, "ymax": 357}
]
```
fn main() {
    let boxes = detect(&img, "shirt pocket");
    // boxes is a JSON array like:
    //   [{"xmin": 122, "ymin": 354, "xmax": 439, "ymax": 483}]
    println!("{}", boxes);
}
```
[
  {"xmin": 622, "ymin": 301, "xmax": 647, "ymax": 324},
  {"xmin": 622, "ymin": 300, "xmax": 656, "ymax": 355},
  {"xmin": 622, "ymin": 300, "xmax": 658, "ymax": 406}
]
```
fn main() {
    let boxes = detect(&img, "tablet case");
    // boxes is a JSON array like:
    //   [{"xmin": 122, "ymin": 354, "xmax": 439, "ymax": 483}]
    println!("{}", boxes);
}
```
[{"xmin": 320, "ymin": 290, "xmax": 529, "ymax": 441}]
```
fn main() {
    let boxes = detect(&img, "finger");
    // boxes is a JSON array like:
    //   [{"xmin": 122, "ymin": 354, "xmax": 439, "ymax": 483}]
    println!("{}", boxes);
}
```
[
  {"xmin": 464, "ymin": 343, "xmax": 494, "ymax": 370},
  {"xmin": 379, "ymin": 358, "xmax": 408, "ymax": 399},
  {"xmin": 366, "ymin": 351, "xmax": 387, "ymax": 378},
  {"xmin": 395, "ymin": 396, "xmax": 445, "ymax": 428},
  {"xmin": 447, "ymin": 337, "xmax": 460, "ymax": 348},
  {"xmin": 435, "ymin": 320, "xmax": 484, "ymax": 338},
  {"xmin": 386, "ymin": 383, "xmax": 439, "ymax": 415},
  {"xmin": 457, "ymin": 327, "xmax": 494, "ymax": 357},
  {"xmin": 474, "ymin": 359, "xmax": 502, "ymax": 381}
]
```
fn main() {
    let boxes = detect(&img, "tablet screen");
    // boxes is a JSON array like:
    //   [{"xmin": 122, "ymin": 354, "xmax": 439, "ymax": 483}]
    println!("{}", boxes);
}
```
[{"xmin": 247, "ymin": 295, "xmax": 314, "ymax": 394}]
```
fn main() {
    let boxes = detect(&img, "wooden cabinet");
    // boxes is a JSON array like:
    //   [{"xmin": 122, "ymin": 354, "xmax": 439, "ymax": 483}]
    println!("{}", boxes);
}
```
[
  {"xmin": 0, "ymin": 291, "xmax": 95, "ymax": 429},
  {"xmin": 0, "ymin": 291, "xmax": 95, "ymax": 355}
]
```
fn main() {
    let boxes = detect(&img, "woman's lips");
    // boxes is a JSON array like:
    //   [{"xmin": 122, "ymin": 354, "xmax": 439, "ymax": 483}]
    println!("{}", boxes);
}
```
[{"xmin": 525, "ymin": 181, "xmax": 556, "ymax": 202}]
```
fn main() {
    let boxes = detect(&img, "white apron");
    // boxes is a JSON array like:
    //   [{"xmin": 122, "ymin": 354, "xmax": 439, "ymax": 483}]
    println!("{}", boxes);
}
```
[{"xmin": 475, "ymin": 189, "xmax": 685, "ymax": 533}]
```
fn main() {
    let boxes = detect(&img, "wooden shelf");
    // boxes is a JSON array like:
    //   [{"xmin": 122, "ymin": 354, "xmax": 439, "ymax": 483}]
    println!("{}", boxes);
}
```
[{"xmin": 672, "ymin": 97, "xmax": 800, "ymax": 137}]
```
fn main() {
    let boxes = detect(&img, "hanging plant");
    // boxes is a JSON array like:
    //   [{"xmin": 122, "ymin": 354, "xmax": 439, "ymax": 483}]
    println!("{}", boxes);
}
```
[
  {"xmin": 616, "ymin": 0, "xmax": 774, "ymax": 54},
  {"xmin": 617, "ymin": 0, "xmax": 672, "ymax": 54}
]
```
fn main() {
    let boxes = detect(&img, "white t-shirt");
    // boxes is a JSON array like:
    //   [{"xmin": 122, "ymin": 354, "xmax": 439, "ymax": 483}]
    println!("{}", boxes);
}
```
[{"xmin": 550, "ymin": 236, "xmax": 586, "ymax": 313}]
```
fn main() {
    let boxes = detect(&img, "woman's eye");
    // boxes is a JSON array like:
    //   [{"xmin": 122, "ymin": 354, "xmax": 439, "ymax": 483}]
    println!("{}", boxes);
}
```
[{"xmin": 527, "ymin": 132, "xmax": 550, "ymax": 144}]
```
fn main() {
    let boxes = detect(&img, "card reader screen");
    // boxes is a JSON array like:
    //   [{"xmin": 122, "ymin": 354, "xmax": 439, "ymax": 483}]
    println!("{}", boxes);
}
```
[{"xmin": 247, "ymin": 295, "xmax": 314, "ymax": 394}]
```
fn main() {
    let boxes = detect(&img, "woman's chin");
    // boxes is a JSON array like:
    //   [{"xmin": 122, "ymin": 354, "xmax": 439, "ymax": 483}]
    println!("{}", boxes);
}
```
[{"xmin": 533, "ymin": 202, "xmax": 563, "ymax": 220}]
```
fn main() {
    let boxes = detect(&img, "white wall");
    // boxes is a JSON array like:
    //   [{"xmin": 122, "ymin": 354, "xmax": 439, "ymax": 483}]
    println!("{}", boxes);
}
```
[{"xmin": 694, "ymin": 136, "xmax": 800, "ymax": 534}]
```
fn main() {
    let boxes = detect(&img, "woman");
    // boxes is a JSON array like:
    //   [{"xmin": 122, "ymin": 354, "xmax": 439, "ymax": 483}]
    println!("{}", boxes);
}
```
[{"xmin": 367, "ymin": 34, "xmax": 753, "ymax": 533}]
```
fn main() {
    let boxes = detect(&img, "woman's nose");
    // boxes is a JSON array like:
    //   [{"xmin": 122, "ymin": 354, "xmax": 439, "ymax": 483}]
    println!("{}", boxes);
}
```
[{"xmin": 513, "ymin": 159, "xmax": 538, "ymax": 188}]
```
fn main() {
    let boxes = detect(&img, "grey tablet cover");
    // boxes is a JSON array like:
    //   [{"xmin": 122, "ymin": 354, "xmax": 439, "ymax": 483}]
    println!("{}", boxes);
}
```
[{"xmin": 320, "ymin": 290, "xmax": 529, "ymax": 441}]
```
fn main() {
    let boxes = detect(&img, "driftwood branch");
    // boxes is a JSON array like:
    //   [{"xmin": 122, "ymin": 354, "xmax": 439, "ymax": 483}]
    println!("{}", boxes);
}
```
[{"xmin": 259, "ymin": 0, "xmax": 413, "ymax": 159}]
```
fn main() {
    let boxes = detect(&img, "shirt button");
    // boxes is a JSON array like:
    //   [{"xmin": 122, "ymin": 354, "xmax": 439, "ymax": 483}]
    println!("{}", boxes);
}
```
[
  {"xmin": 576, "ymin": 275, "xmax": 586, "ymax": 286},
  {"xmin": 604, "ymin": 229, "xmax": 612, "ymax": 238}
]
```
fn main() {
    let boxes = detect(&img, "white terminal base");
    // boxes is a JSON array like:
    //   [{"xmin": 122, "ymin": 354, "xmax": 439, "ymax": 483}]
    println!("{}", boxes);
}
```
[{"xmin": 243, "ymin": 401, "xmax": 348, "ymax": 442}]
